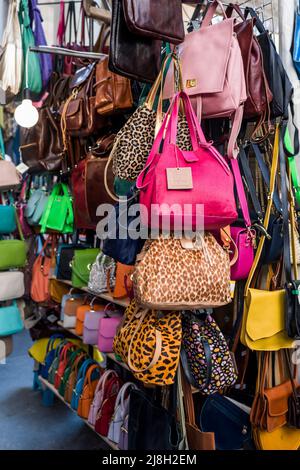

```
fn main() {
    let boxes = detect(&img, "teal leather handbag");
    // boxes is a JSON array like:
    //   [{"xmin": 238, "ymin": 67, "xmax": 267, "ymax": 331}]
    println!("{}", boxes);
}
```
[
  {"xmin": 0, "ymin": 301, "xmax": 23, "ymax": 336},
  {"xmin": 0, "ymin": 205, "xmax": 17, "ymax": 234},
  {"xmin": 25, "ymin": 189, "xmax": 49, "ymax": 226}
]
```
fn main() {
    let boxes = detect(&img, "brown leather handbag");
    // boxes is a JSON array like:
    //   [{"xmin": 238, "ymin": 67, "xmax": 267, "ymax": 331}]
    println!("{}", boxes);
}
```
[
  {"xmin": 71, "ymin": 134, "xmax": 115, "ymax": 230},
  {"xmin": 77, "ymin": 364, "xmax": 102, "ymax": 419},
  {"xmin": 225, "ymin": 3, "xmax": 273, "ymax": 123},
  {"xmin": 123, "ymin": 0, "xmax": 185, "ymax": 44},
  {"xmin": 109, "ymin": 0, "xmax": 161, "ymax": 83},
  {"xmin": 95, "ymin": 57, "xmax": 133, "ymax": 115}
]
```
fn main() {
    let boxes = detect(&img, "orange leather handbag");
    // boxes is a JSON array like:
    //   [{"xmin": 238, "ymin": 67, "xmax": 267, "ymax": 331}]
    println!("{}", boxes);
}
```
[
  {"xmin": 75, "ymin": 300, "xmax": 107, "ymax": 336},
  {"xmin": 31, "ymin": 236, "xmax": 56, "ymax": 303},
  {"xmin": 64, "ymin": 353, "xmax": 87, "ymax": 403},
  {"xmin": 54, "ymin": 343, "xmax": 76, "ymax": 390},
  {"xmin": 108, "ymin": 262, "xmax": 134, "ymax": 299},
  {"xmin": 77, "ymin": 364, "xmax": 102, "ymax": 419}
]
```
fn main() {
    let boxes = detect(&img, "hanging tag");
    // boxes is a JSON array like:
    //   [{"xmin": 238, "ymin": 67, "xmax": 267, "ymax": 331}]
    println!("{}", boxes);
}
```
[
  {"xmin": 229, "ymin": 280, "xmax": 236, "ymax": 299},
  {"xmin": 16, "ymin": 162, "xmax": 29, "ymax": 174},
  {"xmin": 166, "ymin": 167, "xmax": 193, "ymax": 190}
]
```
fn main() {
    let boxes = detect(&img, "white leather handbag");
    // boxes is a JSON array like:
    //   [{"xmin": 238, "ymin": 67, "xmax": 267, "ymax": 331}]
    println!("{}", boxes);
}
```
[
  {"xmin": 0, "ymin": 271, "xmax": 25, "ymax": 301},
  {"xmin": 107, "ymin": 382, "xmax": 138, "ymax": 444}
]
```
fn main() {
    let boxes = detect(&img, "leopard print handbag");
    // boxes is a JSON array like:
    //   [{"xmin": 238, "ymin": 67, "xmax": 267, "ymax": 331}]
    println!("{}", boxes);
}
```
[
  {"xmin": 181, "ymin": 312, "xmax": 237, "ymax": 395},
  {"xmin": 133, "ymin": 233, "xmax": 233, "ymax": 311},
  {"xmin": 113, "ymin": 299, "xmax": 182, "ymax": 386}
]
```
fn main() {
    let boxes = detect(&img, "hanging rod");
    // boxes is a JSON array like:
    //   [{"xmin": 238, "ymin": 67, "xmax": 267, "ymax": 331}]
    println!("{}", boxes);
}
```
[
  {"xmin": 30, "ymin": 45, "xmax": 106, "ymax": 60},
  {"xmin": 37, "ymin": 1, "xmax": 83, "ymax": 4}
]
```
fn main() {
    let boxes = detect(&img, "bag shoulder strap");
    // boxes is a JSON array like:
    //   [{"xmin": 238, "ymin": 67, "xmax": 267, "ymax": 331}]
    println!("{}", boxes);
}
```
[{"xmin": 239, "ymin": 146, "xmax": 264, "ymax": 222}]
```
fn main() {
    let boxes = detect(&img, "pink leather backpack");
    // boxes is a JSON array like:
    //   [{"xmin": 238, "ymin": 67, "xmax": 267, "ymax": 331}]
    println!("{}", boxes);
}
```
[{"xmin": 163, "ymin": 0, "xmax": 247, "ymax": 159}]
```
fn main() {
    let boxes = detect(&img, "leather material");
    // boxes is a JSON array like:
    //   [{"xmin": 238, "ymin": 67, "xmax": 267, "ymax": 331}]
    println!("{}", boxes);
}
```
[
  {"xmin": 64, "ymin": 353, "xmax": 87, "ymax": 403},
  {"xmin": 71, "ymin": 141, "xmax": 115, "ymax": 230},
  {"xmin": 94, "ymin": 375, "xmax": 123, "ymax": 437},
  {"xmin": 0, "ymin": 205, "xmax": 16, "ymax": 234},
  {"xmin": 88, "ymin": 370, "xmax": 119, "ymax": 427},
  {"xmin": 71, "ymin": 248, "xmax": 99, "ymax": 288},
  {"xmin": 88, "ymin": 253, "xmax": 116, "ymax": 295},
  {"xmin": 77, "ymin": 364, "xmax": 101, "ymax": 419},
  {"xmin": 0, "ymin": 272, "xmax": 25, "ymax": 301},
  {"xmin": 75, "ymin": 303, "xmax": 106, "ymax": 336},
  {"xmin": 70, "ymin": 358, "xmax": 95, "ymax": 410},
  {"xmin": 293, "ymin": 8, "xmax": 300, "ymax": 80},
  {"xmin": 39, "ymin": 183, "xmax": 74, "ymax": 234},
  {"xmin": 54, "ymin": 343, "xmax": 75, "ymax": 390},
  {"xmin": 49, "ymin": 279, "xmax": 70, "ymax": 304},
  {"xmin": 137, "ymin": 92, "xmax": 237, "ymax": 230},
  {"xmin": 200, "ymin": 394, "xmax": 251, "ymax": 450},
  {"xmin": 253, "ymin": 425, "xmax": 300, "ymax": 450},
  {"xmin": 285, "ymin": 280, "xmax": 300, "ymax": 340},
  {"xmin": 95, "ymin": 57, "xmax": 133, "ymax": 115},
  {"xmin": 97, "ymin": 314, "xmax": 122, "ymax": 353},
  {"xmin": 112, "ymin": 263, "xmax": 134, "ymax": 299},
  {"xmin": 30, "ymin": 251, "xmax": 51, "ymax": 304},
  {"xmin": 83, "ymin": 307, "xmax": 121, "ymax": 346},
  {"xmin": 0, "ymin": 301, "xmax": 23, "ymax": 336},
  {"xmin": 109, "ymin": 0, "xmax": 161, "ymax": 83},
  {"xmin": 0, "ymin": 160, "xmax": 21, "ymax": 190},
  {"xmin": 56, "ymin": 244, "xmax": 89, "ymax": 281},
  {"xmin": 0, "ymin": 240, "xmax": 27, "ymax": 271},
  {"xmin": 123, "ymin": 0, "xmax": 184, "ymax": 44},
  {"xmin": 25, "ymin": 189, "xmax": 49, "ymax": 226},
  {"xmin": 107, "ymin": 382, "xmax": 137, "ymax": 445}
]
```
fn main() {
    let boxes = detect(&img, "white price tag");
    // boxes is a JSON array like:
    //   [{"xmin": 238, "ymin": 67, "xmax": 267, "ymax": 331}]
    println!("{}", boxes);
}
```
[{"xmin": 16, "ymin": 162, "xmax": 29, "ymax": 174}]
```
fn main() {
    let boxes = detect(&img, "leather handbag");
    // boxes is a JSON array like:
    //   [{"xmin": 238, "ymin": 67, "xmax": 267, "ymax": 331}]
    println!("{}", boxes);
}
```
[
  {"xmin": 225, "ymin": 3, "xmax": 273, "ymax": 124},
  {"xmin": 25, "ymin": 189, "xmax": 49, "ymax": 226},
  {"xmin": 71, "ymin": 248, "xmax": 99, "ymax": 288},
  {"xmin": 180, "ymin": 364, "xmax": 215, "ymax": 450},
  {"xmin": 64, "ymin": 352, "xmax": 87, "ymax": 403},
  {"xmin": 0, "ymin": 205, "xmax": 16, "ymax": 234},
  {"xmin": 88, "ymin": 253, "xmax": 116, "ymax": 295},
  {"xmin": 111, "ymin": 262, "xmax": 134, "ymax": 299},
  {"xmin": 253, "ymin": 425, "xmax": 300, "ymax": 450},
  {"xmin": 181, "ymin": 312, "xmax": 237, "ymax": 394},
  {"xmin": 40, "ymin": 183, "xmax": 74, "ymax": 234},
  {"xmin": 95, "ymin": 57, "xmax": 133, "ymax": 115},
  {"xmin": 163, "ymin": 0, "xmax": 247, "ymax": 159},
  {"xmin": 110, "ymin": 57, "xmax": 192, "ymax": 182},
  {"xmin": 71, "ymin": 134, "xmax": 115, "ymax": 230},
  {"xmin": 83, "ymin": 305, "xmax": 121, "ymax": 346},
  {"xmin": 0, "ymin": 301, "xmax": 24, "ymax": 336},
  {"xmin": 128, "ymin": 386, "xmax": 180, "ymax": 450},
  {"xmin": 0, "ymin": 216, "xmax": 27, "ymax": 271},
  {"xmin": 88, "ymin": 369, "xmax": 119, "ymax": 426},
  {"xmin": 113, "ymin": 300, "xmax": 181, "ymax": 386},
  {"xmin": 133, "ymin": 233, "xmax": 233, "ymax": 311},
  {"xmin": 0, "ymin": 272, "xmax": 25, "ymax": 301},
  {"xmin": 49, "ymin": 279, "xmax": 71, "ymax": 303},
  {"xmin": 94, "ymin": 374, "xmax": 122, "ymax": 436},
  {"xmin": 58, "ymin": 348, "xmax": 84, "ymax": 397},
  {"xmin": 30, "ymin": 237, "xmax": 55, "ymax": 303},
  {"xmin": 97, "ymin": 313, "xmax": 122, "ymax": 353},
  {"xmin": 40, "ymin": 335, "xmax": 65, "ymax": 379},
  {"xmin": 136, "ymin": 92, "xmax": 237, "ymax": 230},
  {"xmin": 229, "ymin": 158, "xmax": 255, "ymax": 280},
  {"xmin": 62, "ymin": 296, "xmax": 87, "ymax": 329},
  {"xmin": 77, "ymin": 364, "xmax": 102, "ymax": 419},
  {"xmin": 0, "ymin": 159, "xmax": 21, "ymax": 191},
  {"xmin": 123, "ymin": 0, "xmax": 184, "ymax": 44},
  {"xmin": 75, "ymin": 301, "xmax": 106, "ymax": 337},
  {"xmin": 48, "ymin": 342, "xmax": 69, "ymax": 385},
  {"xmin": 70, "ymin": 358, "xmax": 96, "ymax": 410},
  {"xmin": 54, "ymin": 342, "xmax": 76, "ymax": 390},
  {"xmin": 293, "ymin": 4, "xmax": 300, "ymax": 80},
  {"xmin": 56, "ymin": 243, "xmax": 89, "ymax": 281},
  {"xmin": 107, "ymin": 382, "xmax": 138, "ymax": 444},
  {"xmin": 240, "ymin": 126, "xmax": 294, "ymax": 351},
  {"xmin": 200, "ymin": 394, "xmax": 252, "ymax": 450},
  {"xmin": 109, "ymin": 0, "xmax": 161, "ymax": 83}
]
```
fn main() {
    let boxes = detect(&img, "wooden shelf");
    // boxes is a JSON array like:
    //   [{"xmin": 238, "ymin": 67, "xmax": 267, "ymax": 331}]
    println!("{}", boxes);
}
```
[
  {"xmin": 51, "ymin": 277, "xmax": 130, "ymax": 308},
  {"xmin": 38, "ymin": 376, "xmax": 119, "ymax": 451}
]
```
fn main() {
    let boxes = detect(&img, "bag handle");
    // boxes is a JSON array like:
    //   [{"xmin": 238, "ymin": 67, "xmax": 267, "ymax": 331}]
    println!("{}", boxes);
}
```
[
  {"xmin": 238, "ymin": 145, "xmax": 264, "ymax": 222},
  {"xmin": 127, "ymin": 309, "xmax": 162, "ymax": 373},
  {"xmin": 201, "ymin": 0, "xmax": 228, "ymax": 26},
  {"xmin": 244, "ymin": 125, "xmax": 280, "ymax": 294},
  {"xmin": 113, "ymin": 382, "xmax": 137, "ymax": 416},
  {"xmin": 56, "ymin": 0, "xmax": 66, "ymax": 46},
  {"xmin": 72, "ymin": 352, "xmax": 87, "ymax": 373},
  {"xmin": 94, "ymin": 369, "xmax": 118, "ymax": 395},
  {"xmin": 84, "ymin": 364, "xmax": 101, "ymax": 389},
  {"xmin": 225, "ymin": 3, "xmax": 245, "ymax": 20},
  {"xmin": 77, "ymin": 358, "xmax": 95, "ymax": 380},
  {"xmin": 244, "ymin": 7, "xmax": 266, "ymax": 34},
  {"xmin": 230, "ymin": 159, "xmax": 252, "ymax": 228}
]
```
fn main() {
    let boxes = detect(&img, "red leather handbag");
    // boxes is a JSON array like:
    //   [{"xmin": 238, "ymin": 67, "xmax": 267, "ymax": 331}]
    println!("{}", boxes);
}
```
[
  {"xmin": 94, "ymin": 375, "xmax": 122, "ymax": 436},
  {"xmin": 54, "ymin": 343, "xmax": 76, "ymax": 390}
]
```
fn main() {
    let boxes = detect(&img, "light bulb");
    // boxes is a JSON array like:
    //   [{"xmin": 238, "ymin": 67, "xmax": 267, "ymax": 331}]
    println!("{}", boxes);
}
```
[{"xmin": 14, "ymin": 99, "xmax": 39, "ymax": 128}]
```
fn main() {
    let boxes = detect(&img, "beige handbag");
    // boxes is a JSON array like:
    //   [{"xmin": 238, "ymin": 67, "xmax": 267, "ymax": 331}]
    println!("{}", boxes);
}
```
[
  {"xmin": 0, "ymin": 159, "xmax": 21, "ymax": 190},
  {"xmin": 0, "ymin": 0, "xmax": 23, "ymax": 95},
  {"xmin": 133, "ymin": 233, "xmax": 235, "ymax": 310}
]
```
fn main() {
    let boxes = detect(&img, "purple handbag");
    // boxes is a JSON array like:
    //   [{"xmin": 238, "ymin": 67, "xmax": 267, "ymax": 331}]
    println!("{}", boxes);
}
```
[
  {"xmin": 83, "ymin": 306, "xmax": 122, "ymax": 346},
  {"xmin": 29, "ymin": 0, "xmax": 53, "ymax": 89},
  {"xmin": 97, "ymin": 314, "xmax": 122, "ymax": 353}
]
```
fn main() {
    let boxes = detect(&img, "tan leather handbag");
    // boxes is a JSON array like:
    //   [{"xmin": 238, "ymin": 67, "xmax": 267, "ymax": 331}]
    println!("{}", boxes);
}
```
[
  {"xmin": 95, "ymin": 57, "xmax": 133, "ymax": 115},
  {"xmin": 77, "ymin": 364, "xmax": 102, "ymax": 419}
]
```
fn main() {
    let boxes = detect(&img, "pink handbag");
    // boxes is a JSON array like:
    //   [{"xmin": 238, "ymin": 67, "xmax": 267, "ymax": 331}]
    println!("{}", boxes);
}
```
[
  {"xmin": 97, "ymin": 314, "xmax": 122, "ymax": 353},
  {"xmin": 88, "ymin": 369, "xmax": 118, "ymax": 426},
  {"xmin": 83, "ymin": 305, "xmax": 122, "ymax": 346},
  {"xmin": 163, "ymin": 0, "xmax": 247, "ymax": 159},
  {"xmin": 136, "ymin": 91, "xmax": 237, "ymax": 231},
  {"xmin": 228, "ymin": 159, "xmax": 256, "ymax": 280}
]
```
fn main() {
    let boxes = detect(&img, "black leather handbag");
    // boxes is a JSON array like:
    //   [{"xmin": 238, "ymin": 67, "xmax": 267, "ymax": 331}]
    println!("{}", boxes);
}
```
[
  {"xmin": 56, "ymin": 244, "xmax": 89, "ymax": 281},
  {"xmin": 109, "ymin": 0, "xmax": 162, "ymax": 83},
  {"xmin": 128, "ymin": 387, "xmax": 180, "ymax": 450}
]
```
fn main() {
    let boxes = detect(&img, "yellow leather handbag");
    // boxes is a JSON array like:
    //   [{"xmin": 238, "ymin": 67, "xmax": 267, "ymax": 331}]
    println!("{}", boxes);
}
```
[{"xmin": 240, "ymin": 126, "xmax": 294, "ymax": 351}]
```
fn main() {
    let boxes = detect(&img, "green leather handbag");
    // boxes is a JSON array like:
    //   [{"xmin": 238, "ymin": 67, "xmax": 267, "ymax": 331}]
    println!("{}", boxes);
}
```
[
  {"xmin": 40, "ymin": 183, "xmax": 74, "ymax": 234},
  {"xmin": 58, "ymin": 349, "xmax": 84, "ymax": 397},
  {"xmin": 0, "ymin": 213, "xmax": 27, "ymax": 271},
  {"xmin": 71, "ymin": 248, "xmax": 100, "ymax": 288}
]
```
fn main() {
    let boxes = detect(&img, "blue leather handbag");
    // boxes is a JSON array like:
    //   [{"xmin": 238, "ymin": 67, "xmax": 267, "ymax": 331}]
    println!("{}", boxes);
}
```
[
  {"xmin": 40, "ymin": 335, "xmax": 65, "ymax": 379},
  {"xmin": 25, "ymin": 189, "xmax": 49, "ymax": 226},
  {"xmin": 0, "ymin": 301, "xmax": 23, "ymax": 336},
  {"xmin": 293, "ymin": 4, "xmax": 300, "ymax": 80},
  {"xmin": 199, "ymin": 394, "xmax": 252, "ymax": 450},
  {"xmin": 0, "ymin": 205, "xmax": 17, "ymax": 234},
  {"xmin": 71, "ymin": 358, "xmax": 95, "ymax": 410}
]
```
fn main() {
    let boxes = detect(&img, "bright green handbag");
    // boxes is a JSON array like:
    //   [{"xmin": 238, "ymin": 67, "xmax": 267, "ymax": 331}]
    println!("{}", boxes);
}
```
[
  {"xmin": 40, "ymin": 183, "xmax": 74, "ymax": 234},
  {"xmin": 71, "ymin": 248, "xmax": 100, "ymax": 288},
  {"xmin": 0, "ymin": 213, "xmax": 27, "ymax": 271},
  {"xmin": 285, "ymin": 129, "xmax": 300, "ymax": 207},
  {"xmin": 19, "ymin": 0, "xmax": 42, "ymax": 94}
]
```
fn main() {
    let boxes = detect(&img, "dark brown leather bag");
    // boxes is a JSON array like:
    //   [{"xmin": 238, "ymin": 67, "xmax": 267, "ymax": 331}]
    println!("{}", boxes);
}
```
[
  {"xmin": 71, "ymin": 134, "xmax": 115, "ymax": 229},
  {"xmin": 20, "ymin": 74, "xmax": 69, "ymax": 174},
  {"xmin": 95, "ymin": 57, "xmax": 133, "ymax": 115},
  {"xmin": 226, "ymin": 3, "xmax": 273, "ymax": 122},
  {"xmin": 123, "ymin": 0, "xmax": 185, "ymax": 44},
  {"xmin": 109, "ymin": 0, "xmax": 161, "ymax": 83}
]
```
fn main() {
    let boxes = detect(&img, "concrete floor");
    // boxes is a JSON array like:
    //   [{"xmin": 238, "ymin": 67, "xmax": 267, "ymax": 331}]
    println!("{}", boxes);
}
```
[{"xmin": 0, "ymin": 329, "xmax": 107, "ymax": 450}]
